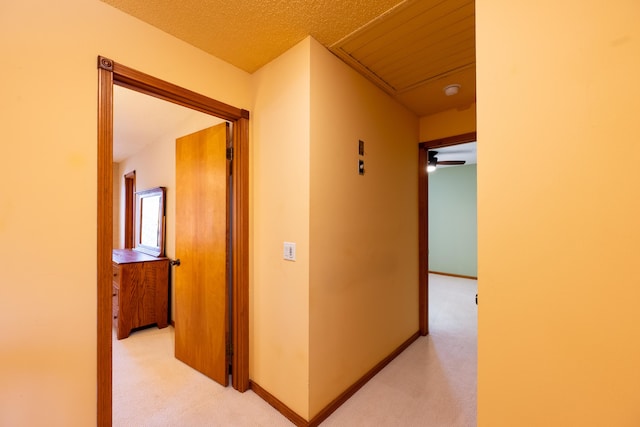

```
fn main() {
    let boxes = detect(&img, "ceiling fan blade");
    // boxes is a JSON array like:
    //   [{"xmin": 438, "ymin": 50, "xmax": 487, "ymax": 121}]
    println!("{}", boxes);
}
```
[
  {"xmin": 436, "ymin": 149, "xmax": 471, "ymax": 155},
  {"xmin": 437, "ymin": 160, "xmax": 466, "ymax": 165}
]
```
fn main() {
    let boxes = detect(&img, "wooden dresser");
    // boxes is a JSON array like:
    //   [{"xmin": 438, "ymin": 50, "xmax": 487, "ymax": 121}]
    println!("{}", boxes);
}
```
[{"xmin": 112, "ymin": 249, "xmax": 170, "ymax": 340}]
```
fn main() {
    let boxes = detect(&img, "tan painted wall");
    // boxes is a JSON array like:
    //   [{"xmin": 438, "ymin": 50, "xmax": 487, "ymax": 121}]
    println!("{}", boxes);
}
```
[
  {"xmin": 0, "ymin": 0, "xmax": 250, "ymax": 424},
  {"xmin": 250, "ymin": 38, "xmax": 312, "ymax": 418},
  {"xmin": 250, "ymin": 37, "xmax": 419, "ymax": 420},
  {"xmin": 419, "ymin": 103, "xmax": 476, "ymax": 141},
  {"xmin": 477, "ymin": 1, "xmax": 640, "ymax": 425},
  {"xmin": 308, "ymin": 38, "xmax": 419, "ymax": 417}
]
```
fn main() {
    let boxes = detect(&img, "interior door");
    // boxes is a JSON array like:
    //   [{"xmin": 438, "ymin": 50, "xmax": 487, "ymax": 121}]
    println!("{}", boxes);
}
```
[{"xmin": 175, "ymin": 122, "xmax": 230, "ymax": 386}]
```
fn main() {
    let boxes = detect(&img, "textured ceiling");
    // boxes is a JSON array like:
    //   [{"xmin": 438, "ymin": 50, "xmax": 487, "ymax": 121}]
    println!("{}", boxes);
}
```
[
  {"xmin": 102, "ymin": 0, "xmax": 475, "ymax": 122},
  {"xmin": 101, "ymin": 0, "xmax": 405, "ymax": 73}
]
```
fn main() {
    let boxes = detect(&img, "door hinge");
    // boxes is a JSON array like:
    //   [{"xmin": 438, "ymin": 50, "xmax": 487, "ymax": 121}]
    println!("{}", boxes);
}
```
[{"xmin": 226, "ymin": 147, "xmax": 233, "ymax": 161}]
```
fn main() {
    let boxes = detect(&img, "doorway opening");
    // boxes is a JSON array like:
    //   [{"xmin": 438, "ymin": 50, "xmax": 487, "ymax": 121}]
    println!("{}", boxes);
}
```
[
  {"xmin": 418, "ymin": 131, "xmax": 476, "ymax": 334},
  {"xmin": 97, "ymin": 56, "xmax": 250, "ymax": 426}
]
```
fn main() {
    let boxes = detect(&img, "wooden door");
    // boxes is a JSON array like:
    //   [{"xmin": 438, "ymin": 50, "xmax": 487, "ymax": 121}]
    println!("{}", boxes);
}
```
[{"xmin": 175, "ymin": 122, "xmax": 230, "ymax": 386}]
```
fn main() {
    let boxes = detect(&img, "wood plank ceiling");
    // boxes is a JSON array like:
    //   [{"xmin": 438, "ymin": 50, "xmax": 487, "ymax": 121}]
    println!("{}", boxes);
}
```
[{"xmin": 331, "ymin": 0, "xmax": 475, "ymax": 116}]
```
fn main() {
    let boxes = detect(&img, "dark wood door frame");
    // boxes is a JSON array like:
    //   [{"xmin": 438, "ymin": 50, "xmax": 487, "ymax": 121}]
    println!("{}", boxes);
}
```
[
  {"xmin": 123, "ymin": 170, "xmax": 136, "ymax": 249},
  {"xmin": 97, "ymin": 56, "xmax": 250, "ymax": 426},
  {"xmin": 418, "ymin": 131, "xmax": 476, "ymax": 335}
]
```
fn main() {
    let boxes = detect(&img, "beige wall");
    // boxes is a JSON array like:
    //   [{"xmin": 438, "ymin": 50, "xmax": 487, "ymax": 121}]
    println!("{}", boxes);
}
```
[
  {"xmin": 251, "ymin": 38, "xmax": 312, "ymax": 417},
  {"xmin": 419, "ymin": 102, "xmax": 476, "ymax": 141},
  {"xmin": 308, "ymin": 38, "xmax": 419, "ymax": 417},
  {"xmin": 250, "ymin": 37, "xmax": 419, "ymax": 420},
  {"xmin": 0, "ymin": 0, "xmax": 250, "ymax": 425},
  {"xmin": 477, "ymin": 1, "xmax": 640, "ymax": 425}
]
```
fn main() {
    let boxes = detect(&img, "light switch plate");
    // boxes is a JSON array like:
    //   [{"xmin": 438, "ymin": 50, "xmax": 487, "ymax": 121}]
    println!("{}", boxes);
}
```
[{"xmin": 283, "ymin": 242, "xmax": 296, "ymax": 261}]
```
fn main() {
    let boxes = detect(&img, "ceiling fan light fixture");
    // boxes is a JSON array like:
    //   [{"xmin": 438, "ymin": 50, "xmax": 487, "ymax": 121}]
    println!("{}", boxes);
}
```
[
  {"xmin": 427, "ymin": 154, "xmax": 437, "ymax": 173},
  {"xmin": 443, "ymin": 84, "xmax": 461, "ymax": 96}
]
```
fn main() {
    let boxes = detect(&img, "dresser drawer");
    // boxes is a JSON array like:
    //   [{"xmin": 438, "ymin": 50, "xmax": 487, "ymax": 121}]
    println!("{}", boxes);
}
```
[
  {"xmin": 112, "ymin": 263, "xmax": 120, "ymax": 286},
  {"xmin": 112, "ymin": 283, "xmax": 119, "ymax": 329}
]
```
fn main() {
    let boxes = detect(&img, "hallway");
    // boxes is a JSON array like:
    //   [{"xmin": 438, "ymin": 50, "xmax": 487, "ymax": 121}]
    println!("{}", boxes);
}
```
[{"xmin": 113, "ymin": 274, "xmax": 477, "ymax": 426}]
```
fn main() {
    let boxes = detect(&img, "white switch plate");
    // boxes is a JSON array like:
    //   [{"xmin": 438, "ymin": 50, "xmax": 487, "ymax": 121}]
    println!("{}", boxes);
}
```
[{"xmin": 283, "ymin": 242, "xmax": 296, "ymax": 261}]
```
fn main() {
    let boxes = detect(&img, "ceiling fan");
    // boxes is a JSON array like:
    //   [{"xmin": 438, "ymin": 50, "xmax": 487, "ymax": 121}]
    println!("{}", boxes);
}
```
[{"xmin": 427, "ymin": 150, "xmax": 466, "ymax": 172}]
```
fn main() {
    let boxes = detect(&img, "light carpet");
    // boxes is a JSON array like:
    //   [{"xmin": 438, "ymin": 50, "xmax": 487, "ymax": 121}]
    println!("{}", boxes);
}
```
[{"xmin": 113, "ymin": 274, "xmax": 477, "ymax": 426}]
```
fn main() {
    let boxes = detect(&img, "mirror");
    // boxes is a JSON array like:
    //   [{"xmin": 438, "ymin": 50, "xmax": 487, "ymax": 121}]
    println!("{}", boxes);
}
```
[{"xmin": 134, "ymin": 187, "xmax": 166, "ymax": 257}]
